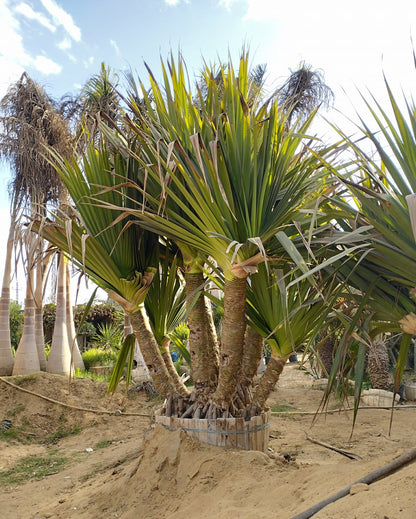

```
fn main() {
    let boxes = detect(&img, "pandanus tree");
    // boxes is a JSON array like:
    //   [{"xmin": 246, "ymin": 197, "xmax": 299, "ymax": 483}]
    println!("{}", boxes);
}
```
[
  {"xmin": 40, "ymin": 142, "xmax": 188, "ymax": 396},
  {"xmin": 328, "ymin": 76, "xmax": 416, "ymax": 394},
  {"xmin": 91, "ymin": 51, "xmax": 336, "ymax": 418}
]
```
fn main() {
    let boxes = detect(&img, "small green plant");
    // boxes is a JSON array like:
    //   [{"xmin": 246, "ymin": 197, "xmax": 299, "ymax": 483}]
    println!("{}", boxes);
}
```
[
  {"xmin": 0, "ymin": 452, "xmax": 67, "ymax": 487},
  {"xmin": 169, "ymin": 322, "xmax": 191, "ymax": 364},
  {"xmin": 44, "ymin": 342, "xmax": 51, "ymax": 360},
  {"xmin": 91, "ymin": 322, "xmax": 124, "ymax": 352},
  {"xmin": 95, "ymin": 440, "xmax": 113, "ymax": 449},
  {"xmin": 82, "ymin": 348, "xmax": 117, "ymax": 371},
  {"xmin": 47, "ymin": 425, "xmax": 81, "ymax": 444}
]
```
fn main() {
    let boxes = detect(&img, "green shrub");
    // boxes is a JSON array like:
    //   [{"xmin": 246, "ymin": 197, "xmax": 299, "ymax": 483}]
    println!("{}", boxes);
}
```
[{"xmin": 81, "ymin": 348, "xmax": 117, "ymax": 371}]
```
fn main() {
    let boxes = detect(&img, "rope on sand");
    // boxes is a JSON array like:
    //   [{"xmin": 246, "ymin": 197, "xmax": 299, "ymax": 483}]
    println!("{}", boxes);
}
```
[
  {"xmin": 0, "ymin": 376, "xmax": 151, "ymax": 418},
  {"xmin": 271, "ymin": 404, "xmax": 416, "ymax": 416}
]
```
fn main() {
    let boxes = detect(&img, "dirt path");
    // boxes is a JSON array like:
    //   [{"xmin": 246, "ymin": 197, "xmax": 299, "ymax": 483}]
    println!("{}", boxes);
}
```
[{"xmin": 1, "ymin": 366, "xmax": 415, "ymax": 518}]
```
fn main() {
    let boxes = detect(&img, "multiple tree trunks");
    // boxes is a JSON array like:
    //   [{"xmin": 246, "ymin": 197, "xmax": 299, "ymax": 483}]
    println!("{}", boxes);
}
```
[
  {"xmin": 155, "ymin": 407, "xmax": 271, "ymax": 452},
  {"xmin": 160, "ymin": 352, "xmax": 286, "ymax": 423}
]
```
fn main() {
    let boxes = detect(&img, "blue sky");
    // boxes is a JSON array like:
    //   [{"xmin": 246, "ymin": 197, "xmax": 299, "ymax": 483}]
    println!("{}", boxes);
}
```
[{"xmin": 0, "ymin": 0, "xmax": 415, "ymax": 301}]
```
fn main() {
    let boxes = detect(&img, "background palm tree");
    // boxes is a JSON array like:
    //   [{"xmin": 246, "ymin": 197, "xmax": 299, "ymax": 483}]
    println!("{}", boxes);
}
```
[
  {"xmin": 0, "ymin": 73, "xmax": 73, "ymax": 374},
  {"xmin": 331, "ymin": 78, "xmax": 416, "ymax": 393}
]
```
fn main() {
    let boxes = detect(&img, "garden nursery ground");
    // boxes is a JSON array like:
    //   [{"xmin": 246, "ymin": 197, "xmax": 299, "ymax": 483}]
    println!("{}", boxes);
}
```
[{"xmin": 0, "ymin": 364, "xmax": 415, "ymax": 519}]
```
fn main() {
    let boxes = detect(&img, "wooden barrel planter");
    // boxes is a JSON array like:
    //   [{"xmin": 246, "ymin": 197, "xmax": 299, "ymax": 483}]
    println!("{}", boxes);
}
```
[{"xmin": 154, "ymin": 409, "xmax": 271, "ymax": 452}]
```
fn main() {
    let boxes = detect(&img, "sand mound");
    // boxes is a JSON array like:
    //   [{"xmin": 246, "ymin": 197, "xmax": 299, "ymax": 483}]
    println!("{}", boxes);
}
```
[{"xmin": 1, "ymin": 367, "xmax": 416, "ymax": 518}]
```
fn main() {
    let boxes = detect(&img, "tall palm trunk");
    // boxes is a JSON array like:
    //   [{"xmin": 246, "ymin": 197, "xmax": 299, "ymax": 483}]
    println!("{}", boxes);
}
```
[
  {"xmin": 65, "ymin": 263, "xmax": 84, "ymax": 370},
  {"xmin": 212, "ymin": 276, "xmax": 247, "ymax": 414},
  {"xmin": 12, "ymin": 269, "xmax": 40, "ymax": 375},
  {"xmin": 129, "ymin": 305, "xmax": 176, "ymax": 398},
  {"xmin": 0, "ymin": 219, "xmax": 15, "ymax": 375},
  {"xmin": 33, "ymin": 244, "xmax": 47, "ymax": 370},
  {"xmin": 185, "ymin": 271, "xmax": 219, "ymax": 396},
  {"xmin": 47, "ymin": 254, "xmax": 72, "ymax": 374}
]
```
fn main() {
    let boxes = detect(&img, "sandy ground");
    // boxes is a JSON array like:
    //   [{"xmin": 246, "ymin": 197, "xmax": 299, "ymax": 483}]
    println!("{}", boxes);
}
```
[{"xmin": 0, "ymin": 365, "xmax": 415, "ymax": 519}]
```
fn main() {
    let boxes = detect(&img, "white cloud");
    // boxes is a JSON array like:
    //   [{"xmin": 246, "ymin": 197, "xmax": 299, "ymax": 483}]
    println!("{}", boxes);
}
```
[
  {"xmin": 0, "ymin": 57, "xmax": 24, "ymax": 99},
  {"xmin": 110, "ymin": 39, "xmax": 120, "ymax": 56},
  {"xmin": 57, "ymin": 37, "xmax": 71, "ymax": 50},
  {"xmin": 0, "ymin": 1, "xmax": 31, "ymax": 97},
  {"xmin": 33, "ymin": 55, "xmax": 62, "ymax": 74},
  {"xmin": 0, "ymin": 1, "xmax": 62, "ymax": 91},
  {"xmin": 83, "ymin": 56, "xmax": 94, "ymax": 68},
  {"xmin": 165, "ymin": 0, "xmax": 180, "ymax": 5},
  {"xmin": 218, "ymin": 0, "xmax": 239, "ymax": 10},
  {"xmin": 40, "ymin": 0, "xmax": 81, "ymax": 42},
  {"xmin": 15, "ymin": 2, "xmax": 56, "ymax": 32}
]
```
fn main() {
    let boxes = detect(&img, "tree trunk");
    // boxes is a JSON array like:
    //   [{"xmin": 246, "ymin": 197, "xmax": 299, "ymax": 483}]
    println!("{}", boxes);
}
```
[
  {"xmin": 129, "ymin": 305, "xmax": 176, "ymax": 398},
  {"xmin": 47, "ymin": 254, "xmax": 72, "ymax": 375},
  {"xmin": 0, "ymin": 219, "xmax": 15, "ymax": 375},
  {"xmin": 33, "ymin": 243, "xmax": 47, "ymax": 371},
  {"xmin": 185, "ymin": 271, "xmax": 219, "ymax": 396},
  {"xmin": 367, "ymin": 337, "xmax": 390, "ymax": 390},
  {"xmin": 65, "ymin": 263, "xmax": 84, "ymax": 370},
  {"xmin": 316, "ymin": 333, "xmax": 334, "ymax": 377},
  {"xmin": 160, "ymin": 336, "xmax": 190, "ymax": 397},
  {"xmin": 124, "ymin": 313, "xmax": 149, "ymax": 378},
  {"xmin": 12, "ymin": 270, "xmax": 40, "ymax": 375},
  {"xmin": 212, "ymin": 276, "xmax": 247, "ymax": 413},
  {"xmin": 250, "ymin": 354, "xmax": 286, "ymax": 414},
  {"xmin": 241, "ymin": 325, "xmax": 264, "ymax": 387}
]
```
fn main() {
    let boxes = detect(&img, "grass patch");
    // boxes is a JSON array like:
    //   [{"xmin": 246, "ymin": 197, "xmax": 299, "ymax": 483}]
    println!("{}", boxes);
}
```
[
  {"xmin": 74, "ymin": 368, "xmax": 112, "ymax": 382},
  {"xmin": 0, "ymin": 424, "xmax": 36, "ymax": 444},
  {"xmin": 11, "ymin": 374, "xmax": 38, "ymax": 386},
  {"xmin": 7, "ymin": 405, "xmax": 25, "ymax": 416},
  {"xmin": 95, "ymin": 440, "xmax": 113, "ymax": 449},
  {"xmin": 271, "ymin": 404, "xmax": 298, "ymax": 413},
  {"xmin": 47, "ymin": 425, "xmax": 81, "ymax": 444},
  {"xmin": 0, "ymin": 451, "xmax": 67, "ymax": 487}
]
